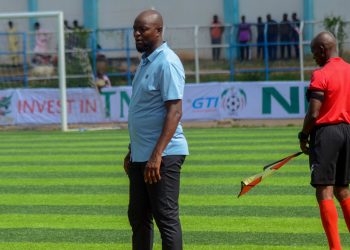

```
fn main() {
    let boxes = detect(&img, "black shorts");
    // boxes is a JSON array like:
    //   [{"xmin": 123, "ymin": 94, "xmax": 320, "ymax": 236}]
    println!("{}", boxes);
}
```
[{"xmin": 309, "ymin": 123, "xmax": 350, "ymax": 187}]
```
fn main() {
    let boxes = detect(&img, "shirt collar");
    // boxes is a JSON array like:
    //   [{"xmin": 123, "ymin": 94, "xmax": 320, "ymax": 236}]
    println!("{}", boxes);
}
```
[
  {"xmin": 141, "ymin": 42, "xmax": 167, "ymax": 64},
  {"xmin": 328, "ymin": 57, "xmax": 342, "ymax": 63}
]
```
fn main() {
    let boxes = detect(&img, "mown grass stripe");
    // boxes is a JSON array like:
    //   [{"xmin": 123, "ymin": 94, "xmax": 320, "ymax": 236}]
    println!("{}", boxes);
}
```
[
  {"xmin": 0, "ymin": 139, "xmax": 298, "ymax": 150},
  {"xmin": 0, "ymin": 176, "xmax": 309, "ymax": 186},
  {"xmin": 0, "ymin": 172, "xmax": 123, "ymax": 178},
  {"xmin": 0, "ymin": 165, "xmax": 308, "ymax": 174},
  {"xmin": 0, "ymin": 228, "xmax": 129, "ymax": 243},
  {"xmin": 0, "ymin": 138, "xmax": 126, "ymax": 145},
  {"xmin": 185, "ymin": 205, "xmax": 322, "ymax": 218},
  {"xmin": 190, "ymin": 140, "xmax": 300, "ymax": 146},
  {"xmin": 178, "ymin": 231, "xmax": 350, "ymax": 247},
  {"xmin": 0, "ymin": 143, "xmax": 128, "ymax": 150},
  {"xmin": 0, "ymin": 178, "xmax": 127, "ymax": 186},
  {"xmin": 181, "ymin": 163, "xmax": 308, "ymax": 172},
  {"xmin": 0, "ymin": 159, "xmax": 307, "ymax": 167},
  {"xmin": 0, "ymin": 205, "xmax": 123, "ymax": 215},
  {"xmin": 187, "ymin": 131, "xmax": 299, "ymax": 137},
  {"xmin": 0, "ymin": 170, "xmax": 308, "ymax": 178},
  {"xmin": 0, "ymin": 194, "xmax": 124, "ymax": 206},
  {"xmin": 0, "ymin": 132, "xmax": 299, "ymax": 142},
  {"xmin": 0, "ymin": 143, "xmax": 298, "ymax": 151},
  {"xmin": 185, "ymin": 127, "xmax": 298, "ymax": 132},
  {"xmin": 186, "ymin": 153, "xmax": 306, "ymax": 161},
  {"xmin": 0, "ymin": 145, "xmax": 128, "ymax": 150},
  {"xmin": 0, "ymin": 128, "xmax": 297, "ymax": 138},
  {"xmin": 0, "ymin": 148, "xmax": 299, "ymax": 156},
  {"xmin": 0, "ymin": 155, "xmax": 121, "ymax": 162},
  {"xmin": 0, "ymin": 184, "xmax": 312, "ymax": 196},
  {"xmin": 0, "ymin": 194, "xmax": 318, "ymax": 206},
  {"xmin": 0, "ymin": 161, "xmax": 117, "ymax": 166},
  {"xmin": 0, "ymin": 151, "xmax": 119, "ymax": 156},
  {"xmin": 0, "ymin": 141, "xmax": 297, "ymax": 149},
  {"xmin": 0, "ymin": 214, "xmax": 128, "ymax": 230},
  {"xmin": 183, "ymin": 171, "xmax": 309, "ymax": 178},
  {"xmin": 181, "ymin": 185, "xmax": 312, "ymax": 195},
  {"xmin": 0, "ymin": 205, "xmax": 323, "ymax": 218},
  {"xmin": 0, "ymin": 185, "xmax": 128, "ymax": 194},
  {"xmin": 1, "ymin": 139, "xmax": 298, "ymax": 148},
  {"xmin": 0, "ymin": 229, "xmax": 348, "ymax": 246},
  {"xmin": 3, "ymin": 130, "xmax": 295, "ymax": 137},
  {"xmin": 0, "ymin": 166, "xmax": 119, "ymax": 172},
  {"xmin": 5, "ymin": 134, "xmax": 301, "ymax": 145},
  {"xmin": 0, "ymin": 243, "xmax": 131, "ymax": 250},
  {"xmin": 0, "ymin": 214, "xmax": 348, "ymax": 234},
  {"xmin": 1, "ymin": 134, "xmax": 299, "ymax": 143}
]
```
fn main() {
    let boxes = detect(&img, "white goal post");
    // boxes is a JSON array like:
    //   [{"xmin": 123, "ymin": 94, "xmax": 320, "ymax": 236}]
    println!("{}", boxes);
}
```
[{"xmin": 0, "ymin": 11, "xmax": 67, "ymax": 131}]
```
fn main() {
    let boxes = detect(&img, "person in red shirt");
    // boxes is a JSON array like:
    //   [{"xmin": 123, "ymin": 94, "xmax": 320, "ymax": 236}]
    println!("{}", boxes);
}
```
[
  {"xmin": 299, "ymin": 31, "xmax": 350, "ymax": 250},
  {"xmin": 210, "ymin": 15, "xmax": 224, "ymax": 61}
]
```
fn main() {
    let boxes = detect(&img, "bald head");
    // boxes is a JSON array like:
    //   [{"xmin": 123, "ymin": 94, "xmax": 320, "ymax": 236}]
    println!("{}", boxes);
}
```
[
  {"xmin": 311, "ymin": 31, "xmax": 337, "ymax": 51},
  {"xmin": 135, "ymin": 10, "xmax": 163, "ymax": 31},
  {"xmin": 135, "ymin": 10, "xmax": 163, "ymax": 26},
  {"xmin": 133, "ymin": 10, "xmax": 164, "ymax": 55},
  {"xmin": 311, "ymin": 31, "xmax": 338, "ymax": 66}
]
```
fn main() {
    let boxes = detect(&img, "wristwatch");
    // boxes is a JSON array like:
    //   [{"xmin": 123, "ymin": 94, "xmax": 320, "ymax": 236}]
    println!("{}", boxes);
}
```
[{"xmin": 298, "ymin": 131, "xmax": 309, "ymax": 141}]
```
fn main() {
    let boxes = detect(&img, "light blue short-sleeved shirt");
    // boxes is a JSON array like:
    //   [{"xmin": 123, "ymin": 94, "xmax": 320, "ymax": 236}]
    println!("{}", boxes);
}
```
[{"xmin": 128, "ymin": 42, "xmax": 189, "ymax": 162}]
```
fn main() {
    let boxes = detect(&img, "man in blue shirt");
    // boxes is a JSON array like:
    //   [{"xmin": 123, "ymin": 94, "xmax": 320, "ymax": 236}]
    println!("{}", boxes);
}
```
[{"xmin": 124, "ymin": 9, "xmax": 189, "ymax": 250}]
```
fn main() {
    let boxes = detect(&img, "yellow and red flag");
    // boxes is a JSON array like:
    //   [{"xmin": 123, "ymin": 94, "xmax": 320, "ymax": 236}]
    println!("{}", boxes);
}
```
[{"xmin": 238, "ymin": 152, "xmax": 302, "ymax": 198}]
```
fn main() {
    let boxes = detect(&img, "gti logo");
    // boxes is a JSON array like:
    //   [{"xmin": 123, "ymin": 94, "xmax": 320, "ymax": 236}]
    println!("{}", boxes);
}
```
[
  {"xmin": 192, "ymin": 97, "xmax": 219, "ymax": 109},
  {"xmin": 221, "ymin": 87, "xmax": 247, "ymax": 115}
]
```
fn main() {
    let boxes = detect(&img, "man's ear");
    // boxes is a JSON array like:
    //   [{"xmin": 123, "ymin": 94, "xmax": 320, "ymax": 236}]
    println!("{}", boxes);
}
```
[{"xmin": 320, "ymin": 45, "xmax": 326, "ymax": 55}]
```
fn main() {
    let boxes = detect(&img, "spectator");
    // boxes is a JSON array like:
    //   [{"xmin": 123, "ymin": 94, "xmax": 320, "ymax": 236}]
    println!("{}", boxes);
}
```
[
  {"xmin": 266, "ymin": 14, "xmax": 278, "ymax": 61},
  {"xmin": 279, "ymin": 13, "xmax": 292, "ymax": 60},
  {"xmin": 64, "ymin": 20, "xmax": 72, "ymax": 30},
  {"xmin": 237, "ymin": 15, "xmax": 252, "ymax": 61},
  {"xmin": 64, "ymin": 20, "xmax": 75, "ymax": 51},
  {"xmin": 256, "ymin": 16, "xmax": 265, "ymax": 60},
  {"xmin": 291, "ymin": 12, "xmax": 300, "ymax": 59},
  {"xmin": 73, "ymin": 20, "xmax": 83, "ymax": 30},
  {"xmin": 72, "ymin": 20, "xmax": 87, "ymax": 48},
  {"xmin": 95, "ymin": 54, "xmax": 111, "ymax": 93},
  {"xmin": 33, "ymin": 22, "xmax": 51, "ymax": 65},
  {"xmin": 210, "ymin": 15, "xmax": 224, "ymax": 61},
  {"xmin": 7, "ymin": 21, "xmax": 19, "ymax": 66}
]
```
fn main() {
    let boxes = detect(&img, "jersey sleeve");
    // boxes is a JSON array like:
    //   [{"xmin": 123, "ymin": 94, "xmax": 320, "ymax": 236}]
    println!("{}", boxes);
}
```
[
  {"xmin": 159, "ymin": 60, "xmax": 185, "ymax": 102},
  {"xmin": 309, "ymin": 69, "xmax": 326, "ymax": 91}
]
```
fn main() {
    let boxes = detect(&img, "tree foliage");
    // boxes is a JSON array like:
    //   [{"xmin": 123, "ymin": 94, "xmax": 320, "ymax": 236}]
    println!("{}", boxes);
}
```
[{"xmin": 323, "ymin": 15, "xmax": 347, "ymax": 55}]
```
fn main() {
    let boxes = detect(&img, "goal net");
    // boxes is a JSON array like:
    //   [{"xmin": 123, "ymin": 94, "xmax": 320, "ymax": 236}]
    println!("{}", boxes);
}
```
[
  {"xmin": 0, "ymin": 11, "xmax": 128, "ymax": 132},
  {"xmin": 0, "ymin": 11, "xmax": 67, "ymax": 131}
]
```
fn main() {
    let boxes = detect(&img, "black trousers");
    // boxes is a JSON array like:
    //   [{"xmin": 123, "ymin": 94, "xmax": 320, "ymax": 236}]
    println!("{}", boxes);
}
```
[
  {"xmin": 309, "ymin": 123, "xmax": 350, "ymax": 186},
  {"xmin": 128, "ymin": 155, "xmax": 186, "ymax": 250},
  {"xmin": 280, "ymin": 35, "xmax": 291, "ymax": 59},
  {"xmin": 211, "ymin": 38, "xmax": 222, "ymax": 61},
  {"xmin": 257, "ymin": 40, "xmax": 264, "ymax": 59},
  {"xmin": 239, "ymin": 41, "xmax": 249, "ymax": 61}
]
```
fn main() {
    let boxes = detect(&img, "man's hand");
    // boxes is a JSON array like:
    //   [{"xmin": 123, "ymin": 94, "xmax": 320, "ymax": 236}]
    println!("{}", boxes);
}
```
[
  {"xmin": 298, "ymin": 131, "xmax": 309, "ymax": 155},
  {"xmin": 299, "ymin": 92, "xmax": 322, "ymax": 155},
  {"xmin": 144, "ymin": 153, "xmax": 162, "ymax": 184},
  {"xmin": 123, "ymin": 151, "xmax": 131, "ymax": 175},
  {"xmin": 299, "ymin": 139, "xmax": 309, "ymax": 155}
]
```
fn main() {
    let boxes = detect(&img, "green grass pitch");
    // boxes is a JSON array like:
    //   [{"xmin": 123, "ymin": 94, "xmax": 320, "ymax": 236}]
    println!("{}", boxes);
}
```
[{"xmin": 0, "ymin": 127, "xmax": 349, "ymax": 250}]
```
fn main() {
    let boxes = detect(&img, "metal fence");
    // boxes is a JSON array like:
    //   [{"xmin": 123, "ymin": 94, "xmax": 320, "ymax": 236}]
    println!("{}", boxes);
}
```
[{"xmin": 0, "ymin": 20, "xmax": 349, "ymax": 87}]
